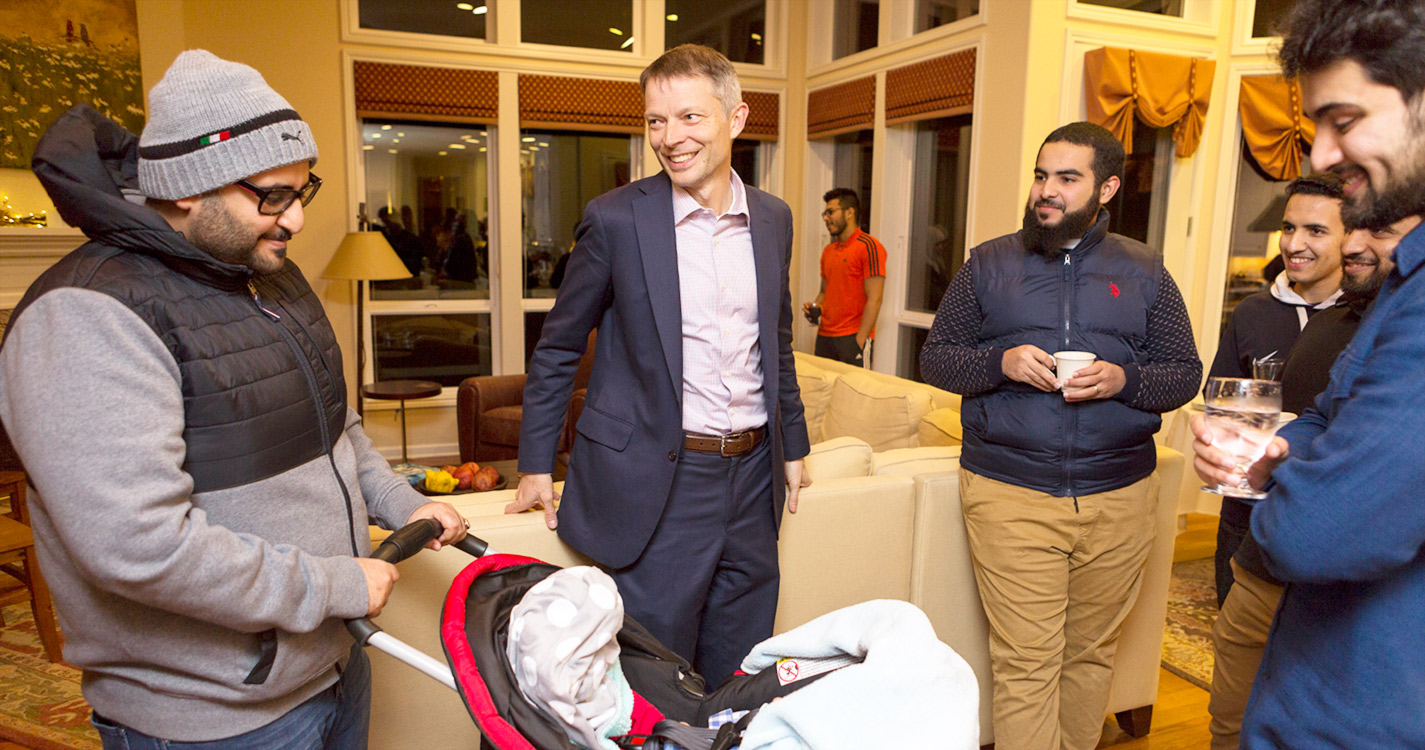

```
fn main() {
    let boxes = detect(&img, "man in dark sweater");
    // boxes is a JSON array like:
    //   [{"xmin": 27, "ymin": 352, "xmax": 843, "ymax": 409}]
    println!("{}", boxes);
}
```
[
  {"xmin": 1206, "ymin": 215, "xmax": 1417, "ymax": 750},
  {"xmin": 1207, "ymin": 174, "xmax": 1346, "ymax": 606}
]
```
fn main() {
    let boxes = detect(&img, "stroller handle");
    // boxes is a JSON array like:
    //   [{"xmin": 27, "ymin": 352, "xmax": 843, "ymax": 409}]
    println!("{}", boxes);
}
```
[{"xmin": 346, "ymin": 518, "xmax": 489, "ymax": 646}]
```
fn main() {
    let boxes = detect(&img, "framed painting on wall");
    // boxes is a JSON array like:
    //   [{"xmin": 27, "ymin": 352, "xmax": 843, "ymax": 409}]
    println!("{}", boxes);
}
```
[{"xmin": 0, "ymin": 0, "xmax": 144, "ymax": 170}]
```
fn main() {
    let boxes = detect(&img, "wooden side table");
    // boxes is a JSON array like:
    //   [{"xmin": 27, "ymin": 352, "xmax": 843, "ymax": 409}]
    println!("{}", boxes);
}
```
[{"xmin": 362, "ymin": 380, "xmax": 442, "ymax": 464}]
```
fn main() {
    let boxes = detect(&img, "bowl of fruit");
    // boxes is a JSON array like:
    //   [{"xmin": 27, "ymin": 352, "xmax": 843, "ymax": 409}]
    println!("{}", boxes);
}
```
[{"xmin": 416, "ymin": 462, "xmax": 506, "ymax": 495}]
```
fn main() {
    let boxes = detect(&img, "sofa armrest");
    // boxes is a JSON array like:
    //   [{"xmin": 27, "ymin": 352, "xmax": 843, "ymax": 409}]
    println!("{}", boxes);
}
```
[{"xmin": 456, "ymin": 374, "xmax": 527, "ymax": 463}]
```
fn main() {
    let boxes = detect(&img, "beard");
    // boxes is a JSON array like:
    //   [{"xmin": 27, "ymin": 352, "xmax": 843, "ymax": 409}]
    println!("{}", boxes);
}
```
[
  {"xmin": 1338, "ymin": 117, "xmax": 1425, "ymax": 231},
  {"xmin": 1022, "ymin": 196, "xmax": 1102, "ymax": 258},
  {"xmin": 1340, "ymin": 262, "xmax": 1391, "ymax": 312},
  {"xmin": 189, "ymin": 194, "xmax": 289, "ymax": 275}
]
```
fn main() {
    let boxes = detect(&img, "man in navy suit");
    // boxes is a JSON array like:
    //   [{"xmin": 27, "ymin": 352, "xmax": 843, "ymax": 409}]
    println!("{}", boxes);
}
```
[{"xmin": 507, "ymin": 44, "xmax": 811, "ymax": 689}]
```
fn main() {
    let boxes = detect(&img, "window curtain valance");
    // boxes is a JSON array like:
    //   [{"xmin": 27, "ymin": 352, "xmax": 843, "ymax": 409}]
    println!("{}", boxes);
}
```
[
  {"xmin": 885, "ymin": 49, "xmax": 976, "ymax": 125},
  {"xmin": 1239, "ymin": 75, "xmax": 1315, "ymax": 181},
  {"xmin": 807, "ymin": 76, "xmax": 876, "ymax": 138},
  {"xmin": 519, "ymin": 74, "xmax": 644, "ymax": 134},
  {"xmin": 740, "ymin": 91, "xmax": 781, "ymax": 141},
  {"xmin": 354, "ymin": 62, "xmax": 498, "ymax": 124},
  {"xmin": 1084, "ymin": 47, "xmax": 1215, "ymax": 158}
]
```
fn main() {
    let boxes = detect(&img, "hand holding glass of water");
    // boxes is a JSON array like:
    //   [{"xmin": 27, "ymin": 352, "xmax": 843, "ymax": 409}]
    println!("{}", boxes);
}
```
[{"xmin": 1202, "ymin": 377, "xmax": 1282, "ymax": 500}]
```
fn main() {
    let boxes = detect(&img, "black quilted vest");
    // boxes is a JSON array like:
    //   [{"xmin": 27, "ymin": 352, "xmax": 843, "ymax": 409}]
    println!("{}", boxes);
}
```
[
  {"xmin": 961, "ymin": 215, "xmax": 1162, "ymax": 496},
  {"xmin": 7, "ymin": 243, "xmax": 347, "ymax": 494}
]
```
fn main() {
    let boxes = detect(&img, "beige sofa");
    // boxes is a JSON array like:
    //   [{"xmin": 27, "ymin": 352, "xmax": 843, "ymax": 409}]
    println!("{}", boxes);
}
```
[
  {"xmin": 793, "ymin": 350, "xmax": 964, "ymax": 448},
  {"xmin": 367, "ymin": 450, "xmax": 1184, "ymax": 748}
]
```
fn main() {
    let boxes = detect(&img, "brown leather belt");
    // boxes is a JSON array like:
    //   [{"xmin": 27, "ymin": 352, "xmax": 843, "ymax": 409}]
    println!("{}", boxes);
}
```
[{"xmin": 683, "ymin": 426, "xmax": 767, "ymax": 457}]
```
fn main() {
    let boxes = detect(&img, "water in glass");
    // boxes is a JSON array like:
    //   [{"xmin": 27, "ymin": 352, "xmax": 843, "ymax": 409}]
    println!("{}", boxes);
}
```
[{"xmin": 1203, "ymin": 377, "xmax": 1281, "ymax": 500}]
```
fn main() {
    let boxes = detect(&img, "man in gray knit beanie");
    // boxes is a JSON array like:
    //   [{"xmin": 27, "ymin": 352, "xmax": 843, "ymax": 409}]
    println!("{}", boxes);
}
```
[
  {"xmin": 139, "ymin": 49, "xmax": 322, "ymax": 275},
  {"xmin": 5, "ymin": 49, "xmax": 468, "ymax": 750}
]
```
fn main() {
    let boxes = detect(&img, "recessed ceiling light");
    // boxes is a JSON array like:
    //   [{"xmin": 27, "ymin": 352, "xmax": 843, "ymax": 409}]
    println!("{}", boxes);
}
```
[
  {"xmin": 456, "ymin": 2, "xmax": 473, "ymax": 9},
  {"xmin": 478, "ymin": 147, "xmax": 487, "ymax": 152},
  {"xmin": 608, "ymin": 27, "xmax": 623, "ymax": 35},
  {"xmin": 751, "ymin": 33, "xmax": 762, "ymax": 41},
  {"xmin": 381, "ymin": 124, "xmax": 392, "ymax": 130},
  {"xmin": 479, "ymin": 130, "xmax": 488, "ymax": 136},
  {"xmin": 392, "ymin": 139, "xmax": 400, "ymax": 143},
  {"xmin": 538, "ymin": 141, "xmax": 549, "ymax": 147},
  {"xmin": 397, "ymin": 132, "xmax": 405, "ymax": 137},
  {"xmin": 621, "ymin": 36, "xmax": 635, "ymax": 49},
  {"xmin": 388, "ymin": 148, "xmax": 398, "ymax": 154},
  {"xmin": 372, "ymin": 133, "xmax": 382, "ymax": 139},
  {"xmin": 439, "ymin": 151, "xmax": 448, "ymax": 156},
  {"xmin": 473, "ymin": 5, "xmax": 487, "ymax": 14},
  {"xmin": 666, "ymin": 14, "xmax": 678, "ymax": 21},
  {"xmin": 362, "ymin": 145, "xmax": 374, "ymax": 150},
  {"xmin": 521, "ymin": 136, "xmax": 536, "ymax": 143},
  {"xmin": 449, "ymin": 143, "xmax": 466, "ymax": 149}
]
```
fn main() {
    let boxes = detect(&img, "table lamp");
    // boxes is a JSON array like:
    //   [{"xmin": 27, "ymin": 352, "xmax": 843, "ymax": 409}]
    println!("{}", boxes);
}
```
[{"xmin": 323, "ymin": 229, "xmax": 412, "ymax": 417}]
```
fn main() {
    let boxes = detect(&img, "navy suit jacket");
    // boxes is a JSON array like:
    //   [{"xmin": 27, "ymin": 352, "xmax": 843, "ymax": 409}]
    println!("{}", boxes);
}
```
[{"xmin": 518, "ymin": 171, "xmax": 811, "ymax": 569}]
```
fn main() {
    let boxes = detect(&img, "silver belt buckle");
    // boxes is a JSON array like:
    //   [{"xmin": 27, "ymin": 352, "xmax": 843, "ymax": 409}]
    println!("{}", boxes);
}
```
[{"xmin": 720, "ymin": 432, "xmax": 742, "ymax": 457}]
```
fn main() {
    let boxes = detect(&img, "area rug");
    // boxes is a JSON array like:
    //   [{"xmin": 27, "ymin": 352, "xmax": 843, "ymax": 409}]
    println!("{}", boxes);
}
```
[
  {"xmin": 0, "ymin": 604, "xmax": 98, "ymax": 750},
  {"xmin": 1161, "ymin": 557, "xmax": 1217, "ymax": 690}
]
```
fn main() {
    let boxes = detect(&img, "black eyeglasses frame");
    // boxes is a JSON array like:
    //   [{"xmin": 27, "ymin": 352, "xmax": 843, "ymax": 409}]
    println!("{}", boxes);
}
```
[{"xmin": 234, "ymin": 173, "xmax": 323, "ymax": 216}]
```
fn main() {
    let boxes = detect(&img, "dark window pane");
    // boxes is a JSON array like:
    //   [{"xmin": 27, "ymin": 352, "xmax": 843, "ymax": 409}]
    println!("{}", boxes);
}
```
[
  {"xmin": 907, "ymin": 115, "xmax": 972, "ymax": 315},
  {"xmin": 525, "ymin": 312, "xmax": 548, "ymax": 369},
  {"xmin": 373, "ymin": 313, "xmax": 491, "ymax": 387},
  {"xmin": 364, "ymin": 120, "xmax": 490, "ymax": 302},
  {"xmin": 522, "ymin": 0, "xmax": 634, "ymax": 51},
  {"xmin": 522, "ymin": 130, "xmax": 631, "ymax": 299},
  {"xmin": 914, "ymin": 0, "xmax": 979, "ymax": 32},
  {"xmin": 833, "ymin": 0, "xmax": 879, "ymax": 60},
  {"xmin": 1252, "ymin": 0, "xmax": 1296, "ymax": 37},
  {"xmin": 731, "ymin": 139, "xmax": 761, "ymax": 189},
  {"xmin": 358, "ymin": 0, "xmax": 488, "ymax": 39},
  {"xmin": 898, "ymin": 325, "xmax": 931, "ymax": 382},
  {"xmin": 1104, "ymin": 119, "xmax": 1162, "ymax": 245},
  {"xmin": 833, "ymin": 130, "xmax": 874, "ymax": 226},
  {"xmin": 665, "ymin": 1, "xmax": 767, "ymax": 65},
  {"xmin": 1078, "ymin": 0, "xmax": 1184, "ymax": 16}
]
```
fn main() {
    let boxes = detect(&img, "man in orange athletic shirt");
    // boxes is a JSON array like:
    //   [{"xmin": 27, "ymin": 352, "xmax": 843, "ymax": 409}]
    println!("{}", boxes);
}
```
[{"xmin": 804, "ymin": 187, "xmax": 886, "ymax": 365}]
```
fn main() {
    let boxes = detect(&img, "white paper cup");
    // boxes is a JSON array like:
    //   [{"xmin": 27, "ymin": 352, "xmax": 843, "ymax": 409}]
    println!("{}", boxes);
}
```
[{"xmin": 1053, "ymin": 351, "xmax": 1096, "ymax": 389}]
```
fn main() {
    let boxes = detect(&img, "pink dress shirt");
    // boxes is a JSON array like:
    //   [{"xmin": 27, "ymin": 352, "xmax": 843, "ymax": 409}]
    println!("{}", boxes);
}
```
[{"xmin": 672, "ymin": 171, "xmax": 767, "ymax": 435}]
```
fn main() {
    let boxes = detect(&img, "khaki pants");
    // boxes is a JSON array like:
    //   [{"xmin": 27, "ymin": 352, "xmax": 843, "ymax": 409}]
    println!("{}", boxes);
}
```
[
  {"xmin": 1208, "ymin": 560, "xmax": 1284, "ymax": 750},
  {"xmin": 960, "ymin": 469, "xmax": 1159, "ymax": 750}
]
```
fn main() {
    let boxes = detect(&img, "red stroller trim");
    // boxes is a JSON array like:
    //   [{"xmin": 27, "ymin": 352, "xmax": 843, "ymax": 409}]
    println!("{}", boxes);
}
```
[{"xmin": 441, "ymin": 553, "xmax": 545, "ymax": 750}]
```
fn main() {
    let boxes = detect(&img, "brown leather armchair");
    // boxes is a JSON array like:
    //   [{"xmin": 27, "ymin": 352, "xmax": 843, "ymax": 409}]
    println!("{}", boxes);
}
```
[{"xmin": 456, "ymin": 331, "xmax": 596, "ymax": 463}]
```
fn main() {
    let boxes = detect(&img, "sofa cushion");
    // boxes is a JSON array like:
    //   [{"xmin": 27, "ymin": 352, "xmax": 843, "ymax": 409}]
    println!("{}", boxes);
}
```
[
  {"xmin": 482, "ymin": 405, "xmax": 524, "ymax": 447},
  {"xmin": 803, "ymin": 436, "xmax": 873, "ymax": 480},
  {"xmin": 872, "ymin": 445, "xmax": 962, "ymax": 477},
  {"xmin": 918, "ymin": 407, "xmax": 963, "ymax": 446},
  {"xmin": 795, "ymin": 365, "xmax": 838, "ymax": 445},
  {"xmin": 822, "ymin": 371, "xmax": 934, "ymax": 451}
]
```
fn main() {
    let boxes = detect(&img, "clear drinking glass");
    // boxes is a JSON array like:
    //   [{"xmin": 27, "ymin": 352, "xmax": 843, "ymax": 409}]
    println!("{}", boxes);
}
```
[
  {"xmin": 1202, "ymin": 377, "xmax": 1282, "ymax": 500},
  {"xmin": 1252, "ymin": 356, "xmax": 1286, "ymax": 381}
]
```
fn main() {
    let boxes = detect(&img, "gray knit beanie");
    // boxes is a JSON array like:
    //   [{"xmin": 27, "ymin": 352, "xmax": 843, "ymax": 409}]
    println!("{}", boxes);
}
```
[{"xmin": 137, "ymin": 50, "xmax": 318, "ymax": 200}]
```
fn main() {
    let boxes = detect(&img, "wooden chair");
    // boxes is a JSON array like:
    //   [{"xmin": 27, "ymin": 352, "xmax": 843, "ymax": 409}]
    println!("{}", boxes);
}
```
[{"xmin": 0, "ymin": 513, "xmax": 63, "ymax": 662}]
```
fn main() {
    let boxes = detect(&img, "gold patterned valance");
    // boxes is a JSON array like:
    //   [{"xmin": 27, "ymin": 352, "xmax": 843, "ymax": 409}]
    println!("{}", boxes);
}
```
[
  {"xmin": 519, "ymin": 75, "xmax": 644, "ymax": 134},
  {"xmin": 354, "ymin": 62, "xmax": 498, "ymax": 124},
  {"xmin": 1084, "ymin": 47, "xmax": 1216, "ymax": 158},
  {"xmin": 1240, "ymin": 75, "xmax": 1315, "ymax": 181},
  {"xmin": 807, "ymin": 77, "xmax": 876, "ymax": 138},
  {"xmin": 741, "ymin": 91, "xmax": 780, "ymax": 141},
  {"xmin": 885, "ymin": 49, "xmax": 976, "ymax": 125}
]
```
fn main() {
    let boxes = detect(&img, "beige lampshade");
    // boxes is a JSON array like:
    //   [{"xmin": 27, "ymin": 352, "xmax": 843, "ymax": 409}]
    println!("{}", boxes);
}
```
[{"xmin": 323, "ymin": 231, "xmax": 412, "ymax": 281}]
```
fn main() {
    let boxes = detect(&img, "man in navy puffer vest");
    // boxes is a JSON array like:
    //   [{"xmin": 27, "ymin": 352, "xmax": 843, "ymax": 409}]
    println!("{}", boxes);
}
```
[{"xmin": 921, "ymin": 122, "xmax": 1200, "ymax": 750}]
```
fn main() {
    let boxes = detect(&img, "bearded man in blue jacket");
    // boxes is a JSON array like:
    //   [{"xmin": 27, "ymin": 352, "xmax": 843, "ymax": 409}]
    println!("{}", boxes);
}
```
[
  {"xmin": 1192, "ymin": 1, "xmax": 1425, "ymax": 746},
  {"xmin": 921, "ymin": 122, "xmax": 1201, "ymax": 750}
]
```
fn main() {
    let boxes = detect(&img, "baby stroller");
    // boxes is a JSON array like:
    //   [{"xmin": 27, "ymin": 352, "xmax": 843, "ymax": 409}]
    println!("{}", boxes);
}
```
[{"xmin": 353, "ymin": 519, "xmax": 977, "ymax": 750}]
